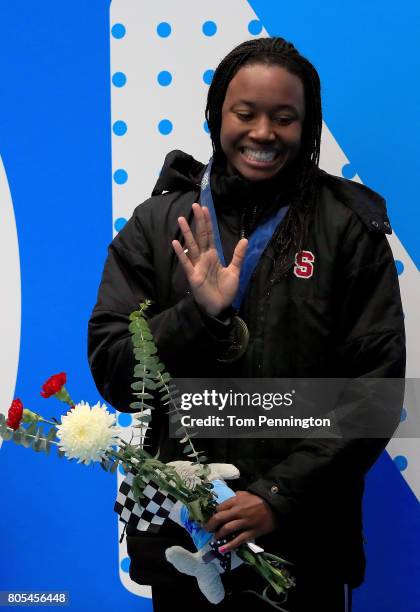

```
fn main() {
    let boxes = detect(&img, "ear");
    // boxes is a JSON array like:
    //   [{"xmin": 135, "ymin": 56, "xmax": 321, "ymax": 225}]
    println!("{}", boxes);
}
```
[{"xmin": 207, "ymin": 463, "xmax": 240, "ymax": 481}]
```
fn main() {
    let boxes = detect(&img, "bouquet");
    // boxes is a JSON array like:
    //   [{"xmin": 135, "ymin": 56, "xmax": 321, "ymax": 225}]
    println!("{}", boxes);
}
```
[{"xmin": 0, "ymin": 301, "xmax": 295, "ymax": 610}]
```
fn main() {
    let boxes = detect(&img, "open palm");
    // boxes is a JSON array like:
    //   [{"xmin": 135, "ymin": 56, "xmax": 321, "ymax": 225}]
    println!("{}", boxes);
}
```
[{"xmin": 172, "ymin": 203, "xmax": 248, "ymax": 316}]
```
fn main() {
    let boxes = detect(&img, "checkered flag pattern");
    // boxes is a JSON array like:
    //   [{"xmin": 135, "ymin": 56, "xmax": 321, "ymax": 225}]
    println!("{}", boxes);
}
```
[{"xmin": 114, "ymin": 471, "xmax": 177, "ymax": 534}]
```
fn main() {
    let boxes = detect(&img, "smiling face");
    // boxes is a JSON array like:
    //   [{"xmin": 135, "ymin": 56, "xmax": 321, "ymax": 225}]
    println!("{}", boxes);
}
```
[{"xmin": 220, "ymin": 63, "xmax": 305, "ymax": 181}]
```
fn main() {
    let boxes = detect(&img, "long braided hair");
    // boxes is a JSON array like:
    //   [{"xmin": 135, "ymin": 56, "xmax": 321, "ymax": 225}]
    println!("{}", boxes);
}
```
[{"xmin": 205, "ymin": 37, "xmax": 322, "ymax": 280}]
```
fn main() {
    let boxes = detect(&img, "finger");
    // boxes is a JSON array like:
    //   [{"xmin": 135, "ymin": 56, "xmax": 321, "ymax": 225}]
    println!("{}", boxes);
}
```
[
  {"xmin": 177, "ymin": 216, "xmax": 200, "ymax": 263},
  {"xmin": 218, "ymin": 530, "xmax": 253, "ymax": 553},
  {"xmin": 192, "ymin": 203, "xmax": 209, "ymax": 252},
  {"xmin": 202, "ymin": 206, "xmax": 216, "ymax": 249},
  {"xmin": 172, "ymin": 239, "xmax": 195, "ymax": 278},
  {"xmin": 203, "ymin": 507, "xmax": 239, "ymax": 532},
  {"xmin": 215, "ymin": 496, "xmax": 237, "ymax": 512},
  {"xmin": 203, "ymin": 496, "xmax": 236, "ymax": 531},
  {"xmin": 215, "ymin": 519, "xmax": 248, "ymax": 540},
  {"xmin": 229, "ymin": 238, "xmax": 248, "ymax": 272}
]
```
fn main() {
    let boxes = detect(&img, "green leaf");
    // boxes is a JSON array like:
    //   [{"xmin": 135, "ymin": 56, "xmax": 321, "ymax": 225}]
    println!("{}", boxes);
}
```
[
  {"xmin": 33, "ymin": 438, "xmax": 44, "ymax": 453},
  {"xmin": 142, "ymin": 379, "xmax": 157, "ymax": 391},
  {"xmin": 132, "ymin": 392, "xmax": 154, "ymax": 400},
  {"xmin": 135, "ymin": 414, "xmax": 152, "ymax": 424},
  {"xmin": 110, "ymin": 461, "xmax": 119, "ymax": 473},
  {"xmin": 12, "ymin": 430, "xmax": 23, "ymax": 444},
  {"xmin": 25, "ymin": 422, "xmax": 38, "ymax": 436},
  {"xmin": 169, "ymin": 414, "xmax": 181, "ymax": 423},
  {"xmin": 131, "ymin": 382, "xmax": 144, "ymax": 391},
  {"xmin": 129, "ymin": 402, "xmax": 144, "ymax": 410},
  {"xmin": 182, "ymin": 444, "xmax": 193, "ymax": 454},
  {"xmin": 2, "ymin": 428, "xmax": 13, "ymax": 441},
  {"xmin": 47, "ymin": 428, "xmax": 57, "ymax": 442},
  {"xmin": 132, "ymin": 401, "xmax": 155, "ymax": 411},
  {"xmin": 21, "ymin": 432, "xmax": 32, "ymax": 448}
]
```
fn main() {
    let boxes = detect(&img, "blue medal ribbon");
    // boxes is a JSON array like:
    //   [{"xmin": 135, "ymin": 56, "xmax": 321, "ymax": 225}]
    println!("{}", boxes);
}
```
[{"xmin": 199, "ymin": 157, "xmax": 289, "ymax": 310}]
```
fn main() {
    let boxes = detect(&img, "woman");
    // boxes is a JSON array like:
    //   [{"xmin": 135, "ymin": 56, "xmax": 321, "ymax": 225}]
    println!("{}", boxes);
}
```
[{"xmin": 88, "ymin": 37, "xmax": 405, "ymax": 611}]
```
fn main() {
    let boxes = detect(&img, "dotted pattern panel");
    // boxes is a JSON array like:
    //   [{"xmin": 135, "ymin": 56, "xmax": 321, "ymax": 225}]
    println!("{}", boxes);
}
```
[
  {"xmin": 109, "ymin": 0, "xmax": 420, "ymax": 598},
  {"xmin": 0, "ymin": 156, "xmax": 21, "ymax": 436}
]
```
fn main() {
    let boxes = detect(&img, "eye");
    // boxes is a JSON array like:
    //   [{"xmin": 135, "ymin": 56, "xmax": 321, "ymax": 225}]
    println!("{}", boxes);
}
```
[
  {"xmin": 274, "ymin": 116, "xmax": 296, "ymax": 125},
  {"xmin": 236, "ymin": 112, "xmax": 253, "ymax": 121}
]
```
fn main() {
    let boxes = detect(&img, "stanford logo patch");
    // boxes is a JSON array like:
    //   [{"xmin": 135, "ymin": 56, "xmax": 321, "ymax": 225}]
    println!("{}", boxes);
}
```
[{"xmin": 293, "ymin": 250, "xmax": 315, "ymax": 279}]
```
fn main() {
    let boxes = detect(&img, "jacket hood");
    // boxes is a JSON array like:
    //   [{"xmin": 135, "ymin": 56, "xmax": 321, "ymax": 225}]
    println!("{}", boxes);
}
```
[
  {"xmin": 319, "ymin": 170, "xmax": 392, "ymax": 235},
  {"xmin": 152, "ymin": 150, "xmax": 205, "ymax": 196}
]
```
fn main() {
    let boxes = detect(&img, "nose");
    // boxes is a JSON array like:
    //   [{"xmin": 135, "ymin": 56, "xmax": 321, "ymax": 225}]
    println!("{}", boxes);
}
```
[{"xmin": 249, "ymin": 116, "xmax": 276, "ymax": 141}]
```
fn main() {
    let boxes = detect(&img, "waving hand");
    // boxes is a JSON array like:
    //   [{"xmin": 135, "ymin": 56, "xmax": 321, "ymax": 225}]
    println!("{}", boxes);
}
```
[{"xmin": 172, "ymin": 203, "xmax": 248, "ymax": 316}]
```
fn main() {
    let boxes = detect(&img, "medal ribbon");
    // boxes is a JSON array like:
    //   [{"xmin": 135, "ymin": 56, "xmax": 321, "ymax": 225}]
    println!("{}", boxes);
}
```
[{"xmin": 199, "ymin": 157, "xmax": 289, "ymax": 310}]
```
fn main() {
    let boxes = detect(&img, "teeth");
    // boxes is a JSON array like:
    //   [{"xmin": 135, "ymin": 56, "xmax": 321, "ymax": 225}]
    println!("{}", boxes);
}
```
[{"xmin": 242, "ymin": 148, "xmax": 278, "ymax": 162}]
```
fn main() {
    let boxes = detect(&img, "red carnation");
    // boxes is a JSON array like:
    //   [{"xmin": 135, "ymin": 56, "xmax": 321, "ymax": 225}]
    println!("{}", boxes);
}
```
[
  {"xmin": 40, "ymin": 372, "xmax": 67, "ymax": 398},
  {"xmin": 7, "ymin": 398, "xmax": 24, "ymax": 430}
]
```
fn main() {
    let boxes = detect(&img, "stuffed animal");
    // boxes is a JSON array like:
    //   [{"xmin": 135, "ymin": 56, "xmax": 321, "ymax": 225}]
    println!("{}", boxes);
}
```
[{"xmin": 165, "ymin": 461, "xmax": 244, "ymax": 604}]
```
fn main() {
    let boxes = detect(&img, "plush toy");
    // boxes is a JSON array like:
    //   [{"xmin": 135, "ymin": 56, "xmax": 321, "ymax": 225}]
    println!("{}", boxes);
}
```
[{"xmin": 165, "ymin": 461, "xmax": 248, "ymax": 605}]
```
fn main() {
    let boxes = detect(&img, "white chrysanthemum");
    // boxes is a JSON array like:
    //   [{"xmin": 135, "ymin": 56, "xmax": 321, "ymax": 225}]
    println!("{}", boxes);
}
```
[
  {"xmin": 167, "ymin": 460, "xmax": 204, "ymax": 490},
  {"xmin": 56, "ymin": 401, "xmax": 120, "ymax": 465}
]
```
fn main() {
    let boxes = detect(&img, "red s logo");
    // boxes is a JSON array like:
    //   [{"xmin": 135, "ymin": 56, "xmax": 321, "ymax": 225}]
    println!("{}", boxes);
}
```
[{"xmin": 293, "ymin": 250, "xmax": 315, "ymax": 278}]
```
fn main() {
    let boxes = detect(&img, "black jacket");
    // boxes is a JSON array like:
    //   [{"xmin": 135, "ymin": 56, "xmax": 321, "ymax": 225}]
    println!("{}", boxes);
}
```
[{"xmin": 88, "ymin": 150, "xmax": 405, "ymax": 586}]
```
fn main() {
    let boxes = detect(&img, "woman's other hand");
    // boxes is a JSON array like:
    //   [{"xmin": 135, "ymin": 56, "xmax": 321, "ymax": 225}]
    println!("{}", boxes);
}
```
[
  {"xmin": 172, "ymin": 203, "xmax": 248, "ymax": 316},
  {"xmin": 203, "ymin": 490, "xmax": 279, "ymax": 552}
]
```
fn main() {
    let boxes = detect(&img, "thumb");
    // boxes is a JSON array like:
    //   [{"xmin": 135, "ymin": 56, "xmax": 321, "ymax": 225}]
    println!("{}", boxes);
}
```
[{"xmin": 229, "ymin": 238, "xmax": 248, "ymax": 272}]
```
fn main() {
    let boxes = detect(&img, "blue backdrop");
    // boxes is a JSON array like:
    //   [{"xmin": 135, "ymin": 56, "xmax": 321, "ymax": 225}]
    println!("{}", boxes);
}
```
[{"xmin": 0, "ymin": 2, "xmax": 418, "ymax": 611}]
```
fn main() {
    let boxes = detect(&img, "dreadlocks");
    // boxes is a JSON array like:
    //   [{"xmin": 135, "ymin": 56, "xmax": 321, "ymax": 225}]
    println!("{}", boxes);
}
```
[{"xmin": 205, "ymin": 37, "xmax": 322, "ymax": 280}]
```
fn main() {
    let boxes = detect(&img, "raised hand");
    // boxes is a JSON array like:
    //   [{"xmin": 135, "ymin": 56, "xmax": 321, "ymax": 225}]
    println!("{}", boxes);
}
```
[{"xmin": 172, "ymin": 203, "xmax": 248, "ymax": 316}]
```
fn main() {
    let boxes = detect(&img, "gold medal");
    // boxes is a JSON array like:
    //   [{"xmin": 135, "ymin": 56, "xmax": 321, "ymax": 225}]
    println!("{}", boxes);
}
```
[{"xmin": 217, "ymin": 316, "xmax": 249, "ymax": 363}]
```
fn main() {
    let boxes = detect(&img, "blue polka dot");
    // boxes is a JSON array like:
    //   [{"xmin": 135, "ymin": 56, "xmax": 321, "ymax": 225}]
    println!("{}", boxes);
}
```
[
  {"xmin": 118, "ymin": 412, "xmax": 132, "ymax": 426},
  {"xmin": 111, "ymin": 23, "xmax": 126, "ymax": 39},
  {"xmin": 400, "ymin": 407, "xmax": 407, "ymax": 422},
  {"xmin": 121, "ymin": 557, "xmax": 130, "ymax": 573},
  {"xmin": 202, "ymin": 21, "xmax": 217, "ymax": 36},
  {"xmin": 118, "ymin": 464, "xmax": 126, "ymax": 476},
  {"xmin": 114, "ymin": 217, "xmax": 127, "ymax": 232},
  {"xmin": 113, "ymin": 169, "xmax": 128, "ymax": 185},
  {"xmin": 203, "ymin": 69, "xmax": 214, "ymax": 85},
  {"xmin": 248, "ymin": 19, "xmax": 263, "ymax": 35},
  {"xmin": 393, "ymin": 455, "xmax": 408, "ymax": 471},
  {"xmin": 157, "ymin": 22, "xmax": 171, "ymax": 37},
  {"xmin": 113, "ymin": 120, "xmax": 127, "ymax": 136},
  {"xmin": 341, "ymin": 163, "xmax": 356, "ymax": 179},
  {"xmin": 157, "ymin": 70, "xmax": 172, "ymax": 86},
  {"xmin": 203, "ymin": 120, "xmax": 210, "ymax": 134},
  {"xmin": 158, "ymin": 119, "xmax": 173, "ymax": 135},
  {"xmin": 112, "ymin": 72, "xmax": 127, "ymax": 88},
  {"xmin": 395, "ymin": 259, "xmax": 404, "ymax": 275}
]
